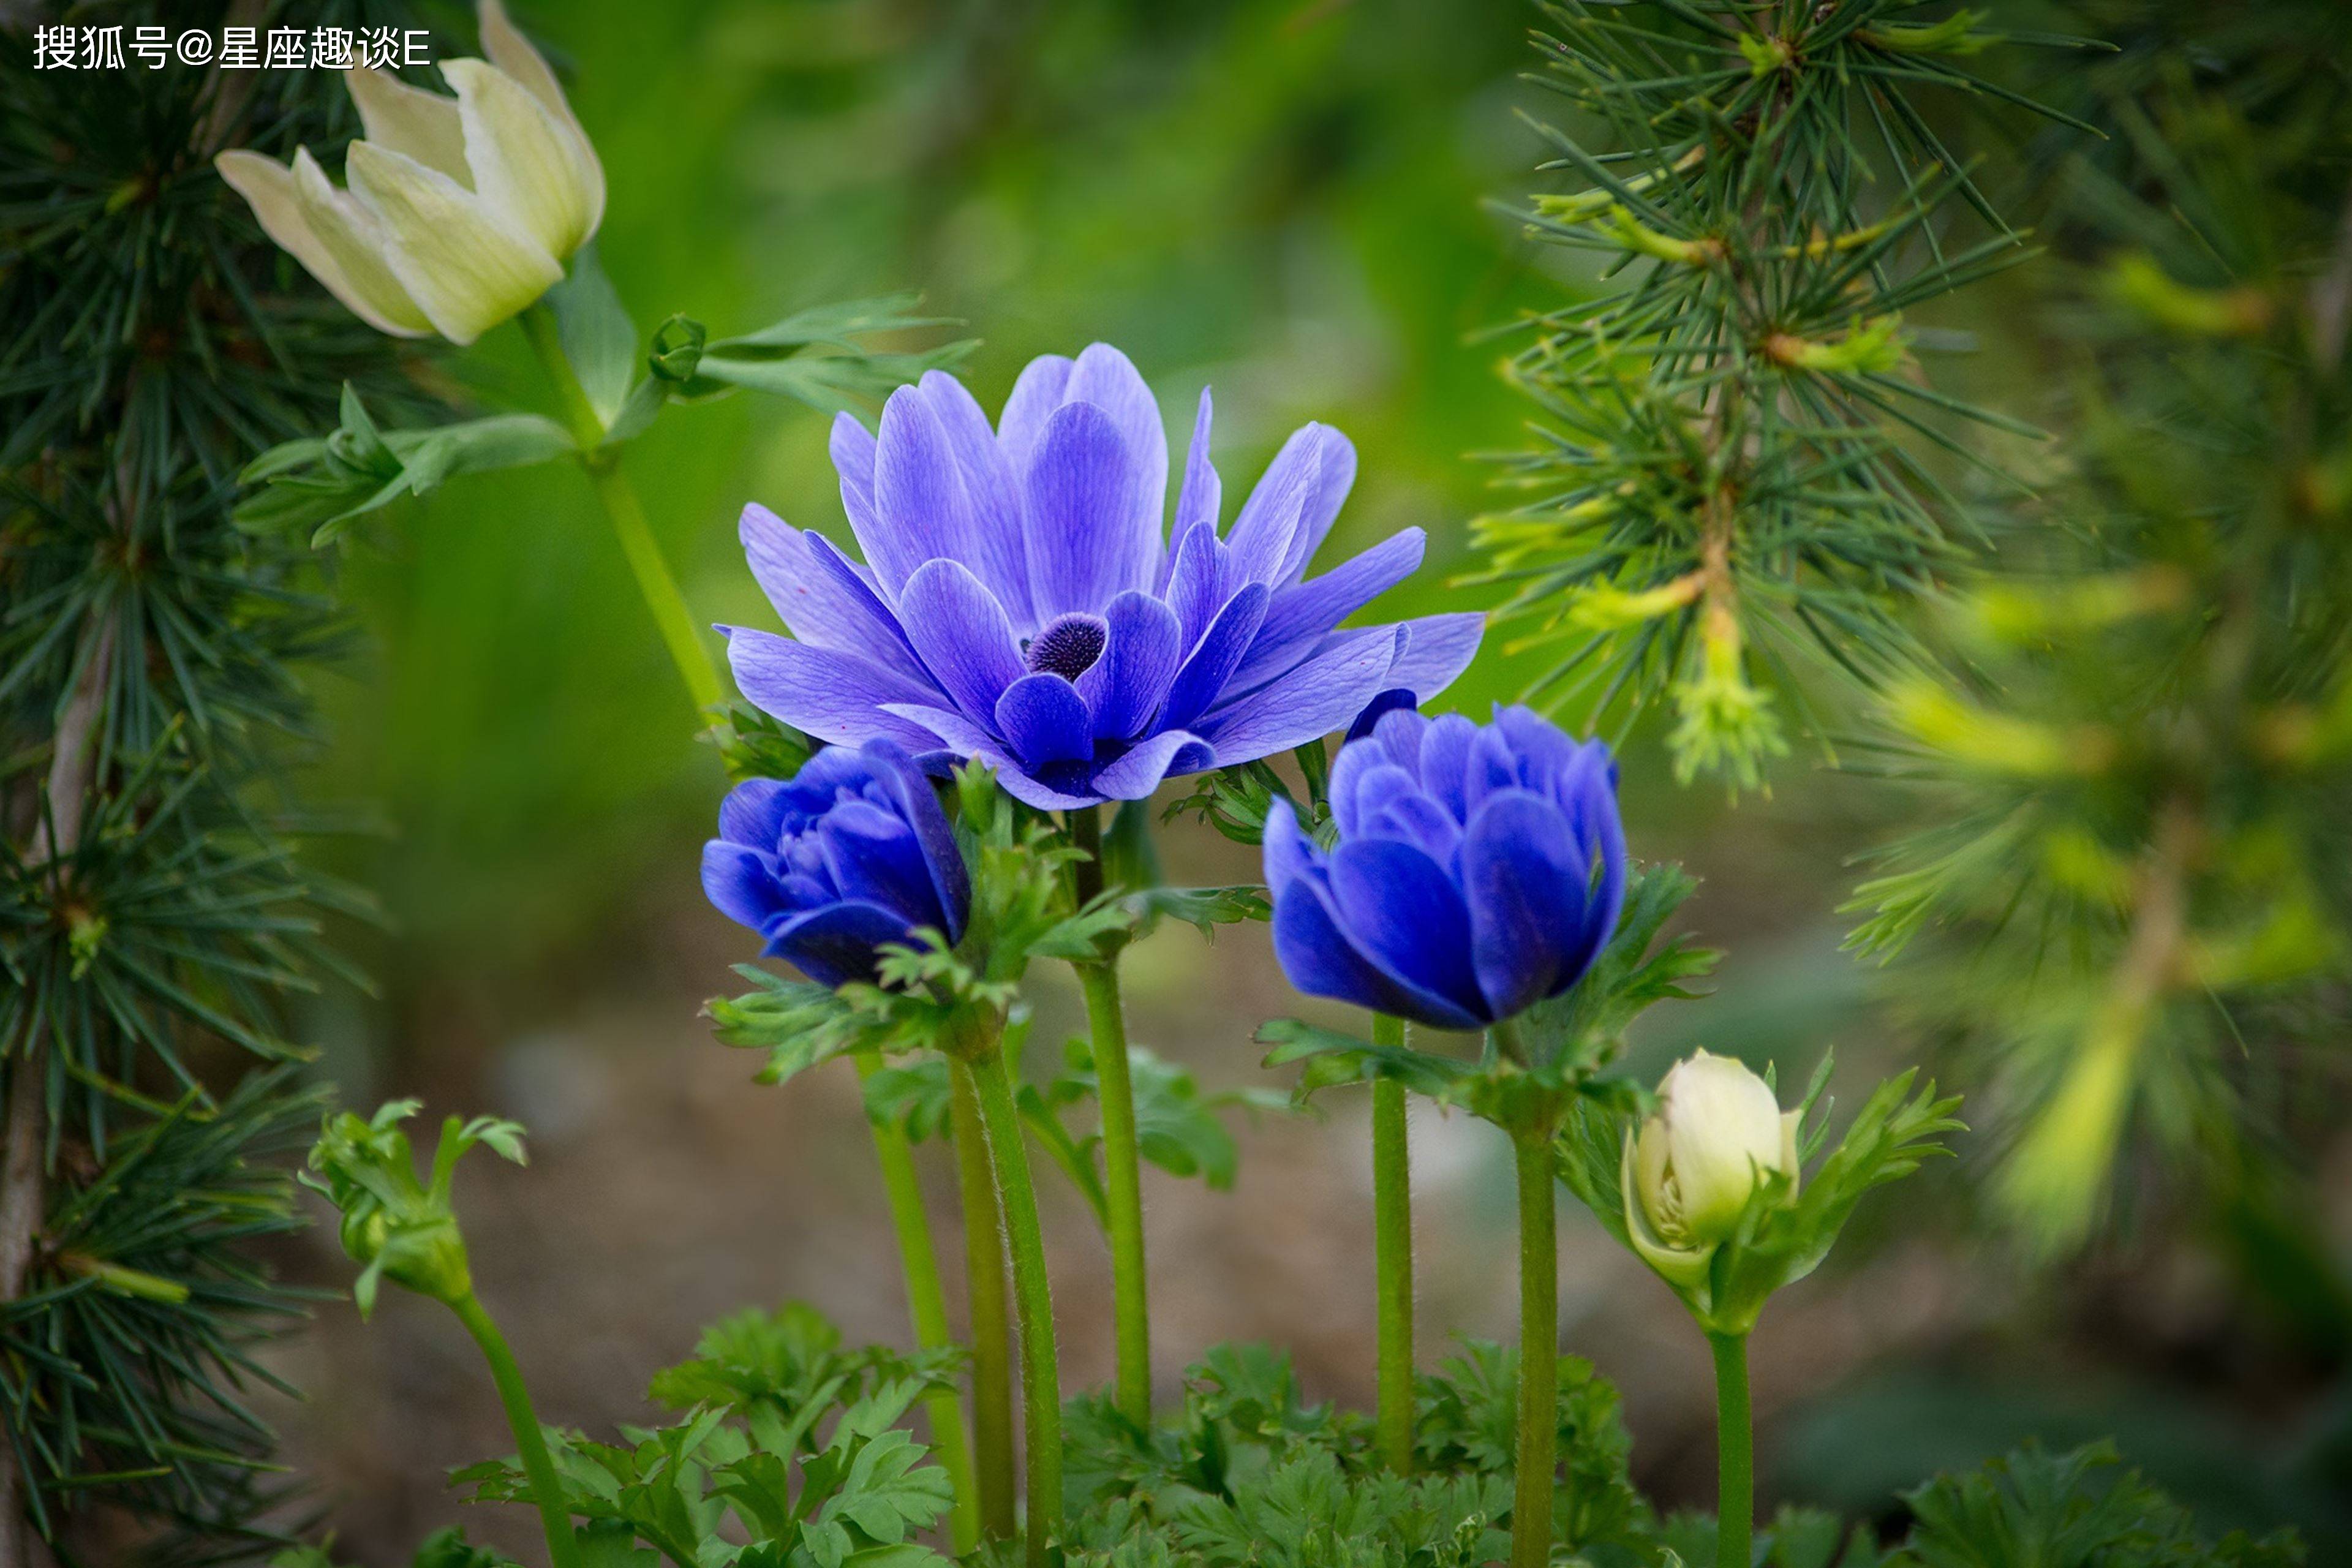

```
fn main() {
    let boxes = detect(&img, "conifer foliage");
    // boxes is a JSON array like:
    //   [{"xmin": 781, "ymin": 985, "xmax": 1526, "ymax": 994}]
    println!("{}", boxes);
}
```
[{"xmin": 1, "ymin": 5, "xmax": 418, "ymax": 1558}]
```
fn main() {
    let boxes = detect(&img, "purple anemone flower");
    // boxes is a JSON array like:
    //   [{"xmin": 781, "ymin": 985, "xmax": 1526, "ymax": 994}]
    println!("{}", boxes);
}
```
[
  {"xmin": 722, "ymin": 344, "xmax": 1484, "ymax": 810},
  {"xmin": 1263, "ymin": 706, "xmax": 1627, "ymax": 1031},
  {"xmin": 700, "ymin": 739, "xmax": 970, "ymax": 989}
]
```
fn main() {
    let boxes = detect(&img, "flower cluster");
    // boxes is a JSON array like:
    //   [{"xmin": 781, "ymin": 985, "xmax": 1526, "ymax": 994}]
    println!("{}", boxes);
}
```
[{"xmin": 723, "ymin": 345, "xmax": 1482, "ymax": 809}]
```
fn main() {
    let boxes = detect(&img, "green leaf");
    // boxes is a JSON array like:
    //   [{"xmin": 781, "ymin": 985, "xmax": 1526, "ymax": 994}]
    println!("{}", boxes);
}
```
[
  {"xmin": 234, "ymin": 386, "xmax": 573, "ymax": 543},
  {"xmin": 546, "ymin": 246, "xmax": 638, "ymax": 429}
]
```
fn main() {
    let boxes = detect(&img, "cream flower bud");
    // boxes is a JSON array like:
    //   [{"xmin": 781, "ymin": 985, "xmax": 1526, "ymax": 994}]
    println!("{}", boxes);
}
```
[
  {"xmin": 214, "ymin": 0, "xmax": 602, "ymax": 346},
  {"xmin": 1626, "ymin": 1050, "xmax": 1798, "ymax": 1269}
]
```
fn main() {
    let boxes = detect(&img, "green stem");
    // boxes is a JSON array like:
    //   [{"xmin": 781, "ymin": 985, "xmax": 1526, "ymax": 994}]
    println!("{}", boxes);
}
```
[
  {"xmin": 951, "ymin": 1060, "xmax": 1019, "ymax": 1540},
  {"xmin": 1371, "ymin": 1015, "xmax": 1414, "ymax": 1474},
  {"xmin": 971, "ymin": 1040, "xmax": 1063, "ymax": 1568},
  {"xmin": 854, "ymin": 1052, "xmax": 979, "ymax": 1554},
  {"xmin": 1709, "ymin": 1332, "xmax": 1754, "ymax": 1568},
  {"xmin": 1068, "ymin": 805, "xmax": 1152, "ymax": 1427},
  {"xmin": 451, "ymin": 1291, "xmax": 586, "ymax": 1568},
  {"xmin": 1510, "ymin": 1125, "xmax": 1558, "ymax": 1568},
  {"xmin": 519, "ymin": 304, "xmax": 723, "ymax": 716}
]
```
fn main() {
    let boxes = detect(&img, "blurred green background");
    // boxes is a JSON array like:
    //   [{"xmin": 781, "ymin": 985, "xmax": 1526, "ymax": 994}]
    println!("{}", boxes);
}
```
[{"xmin": 274, "ymin": 0, "xmax": 2352, "ymax": 1559}]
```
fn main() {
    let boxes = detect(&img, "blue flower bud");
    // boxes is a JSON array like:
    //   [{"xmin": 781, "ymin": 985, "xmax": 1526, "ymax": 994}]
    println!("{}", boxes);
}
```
[
  {"xmin": 1263, "ymin": 704, "xmax": 1627, "ymax": 1030},
  {"xmin": 701, "ymin": 739, "xmax": 971, "ymax": 989}
]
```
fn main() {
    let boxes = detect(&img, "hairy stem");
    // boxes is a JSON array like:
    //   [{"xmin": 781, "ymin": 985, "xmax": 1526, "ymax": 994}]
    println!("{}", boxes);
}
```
[
  {"xmin": 519, "ymin": 304, "xmax": 723, "ymax": 716},
  {"xmin": 950, "ymin": 1060, "xmax": 1018, "ymax": 1540},
  {"xmin": 1067, "ymin": 806, "xmax": 1151, "ymax": 1427},
  {"xmin": 971, "ymin": 1041, "xmax": 1063, "ymax": 1567},
  {"xmin": 1371, "ymin": 1016, "xmax": 1414, "ymax": 1474},
  {"xmin": 853, "ymin": 1052, "xmax": 978, "ymax": 1553},
  {"xmin": 1708, "ymin": 1331, "xmax": 1753, "ymax": 1568},
  {"xmin": 450, "ymin": 1291, "xmax": 586, "ymax": 1568},
  {"xmin": 1510, "ymin": 1125, "xmax": 1558, "ymax": 1568}
]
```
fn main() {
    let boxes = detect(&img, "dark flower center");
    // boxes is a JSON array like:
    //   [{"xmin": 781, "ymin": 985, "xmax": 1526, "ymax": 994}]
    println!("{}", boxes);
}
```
[{"xmin": 1025, "ymin": 612, "xmax": 1108, "ymax": 680}]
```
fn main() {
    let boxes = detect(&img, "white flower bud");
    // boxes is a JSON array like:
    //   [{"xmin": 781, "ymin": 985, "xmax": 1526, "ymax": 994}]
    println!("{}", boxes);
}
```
[
  {"xmin": 1621, "ymin": 1051, "xmax": 1799, "ymax": 1283},
  {"xmin": 215, "ymin": 0, "xmax": 602, "ymax": 346}
]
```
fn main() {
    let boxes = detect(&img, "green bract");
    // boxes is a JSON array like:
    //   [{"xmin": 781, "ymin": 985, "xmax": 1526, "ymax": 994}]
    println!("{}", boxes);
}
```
[{"xmin": 302, "ymin": 1100, "xmax": 526, "ymax": 1314}]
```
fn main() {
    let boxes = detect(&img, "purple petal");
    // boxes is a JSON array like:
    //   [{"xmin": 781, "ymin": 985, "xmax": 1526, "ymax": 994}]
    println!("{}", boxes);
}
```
[
  {"xmin": 728, "ymin": 628, "xmax": 946, "ymax": 750},
  {"xmin": 1327, "ymin": 739, "xmax": 1400, "ymax": 840},
  {"xmin": 1161, "ymin": 582, "xmax": 1269, "ymax": 733},
  {"xmin": 1460, "ymin": 789, "xmax": 1593, "ymax": 1019},
  {"xmin": 818, "ymin": 799, "xmax": 949, "ymax": 933},
  {"xmin": 1229, "ymin": 527, "xmax": 1425, "ymax": 693},
  {"xmin": 703, "ymin": 840, "xmax": 787, "ymax": 933},
  {"xmin": 1261, "ymin": 797, "xmax": 1319, "ymax": 899},
  {"xmin": 915, "ymin": 371, "xmax": 1033, "ymax": 626},
  {"xmin": 1196, "ymin": 625, "xmax": 1395, "ymax": 766},
  {"xmin": 895, "ymin": 559, "xmax": 1027, "ymax": 722},
  {"xmin": 1270, "ymin": 867, "xmax": 1485, "ymax": 1031},
  {"xmin": 879, "ymin": 702, "xmax": 998, "ymax": 757},
  {"xmin": 1166, "ymin": 521, "xmax": 1229, "ymax": 651},
  {"xmin": 831, "ymin": 414, "xmax": 879, "ymax": 541},
  {"xmin": 717, "ymin": 776, "xmax": 789, "ymax": 849},
  {"xmin": 1417, "ymin": 713, "xmax": 1479, "ymax": 821},
  {"xmin": 1224, "ymin": 424, "xmax": 1325, "ymax": 587},
  {"xmin": 1382, "ymin": 612, "xmax": 1485, "ymax": 704},
  {"xmin": 1164, "ymin": 386, "xmax": 1221, "ymax": 586},
  {"xmin": 739, "ymin": 506, "xmax": 930, "ymax": 682},
  {"xmin": 767, "ymin": 900, "xmax": 917, "ymax": 989},
  {"xmin": 1024, "ymin": 401, "xmax": 1152, "ymax": 619},
  {"xmin": 992, "ymin": 758, "xmax": 1104, "ymax": 812},
  {"xmin": 1077, "ymin": 590, "xmax": 1184, "ymax": 741},
  {"xmin": 1327, "ymin": 837, "xmax": 1485, "ymax": 1022},
  {"xmin": 859, "ymin": 739, "xmax": 971, "ymax": 944},
  {"xmin": 997, "ymin": 353, "xmax": 1074, "ymax": 475},
  {"xmin": 994, "ymin": 672, "xmax": 1094, "ymax": 767},
  {"xmin": 1064, "ymin": 343, "xmax": 1168, "ymax": 560},
  {"xmin": 1368, "ymin": 707, "xmax": 1432, "ymax": 773},
  {"xmin": 1280, "ymin": 426, "xmax": 1357, "ymax": 582},
  {"xmin": 1090, "ymin": 729, "xmax": 1212, "ymax": 800},
  {"xmin": 864, "ymin": 383, "xmax": 986, "ymax": 598}
]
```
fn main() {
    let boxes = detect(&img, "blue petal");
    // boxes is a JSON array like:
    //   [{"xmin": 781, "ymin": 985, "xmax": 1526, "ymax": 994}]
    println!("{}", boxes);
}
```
[
  {"xmin": 738, "ymin": 507, "xmax": 930, "ymax": 683},
  {"xmin": 896, "ymin": 559, "xmax": 1028, "ymax": 722},
  {"xmin": 1367, "ymin": 707, "xmax": 1431, "ymax": 772},
  {"xmin": 1065, "ymin": 344, "xmax": 1169, "ymax": 562},
  {"xmin": 880, "ymin": 701, "xmax": 998, "ymax": 757},
  {"xmin": 1231, "ymin": 528, "xmax": 1425, "ymax": 692},
  {"xmin": 818, "ymin": 799, "xmax": 949, "ymax": 932},
  {"xmin": 1280, "ymin": 426, "xmax": 1357, "ymax": 582},
  {"xmin": 1161, "ymin": 582, "xmax": 1269, "ymax": 732},
  {"xmin": 1346, "ymin": 688, "xmax": 1419, "ymax": 745},
  {"xmin": 997, "ymin": 353, "xmax": 1074, "ymax": 473},
  {"xmin": 1327, "ymin": 741, "xmax": 1406, "ymax": 840},
  {"xmin": 1326, "ymin": 837, "xmax": 1486, "ymax": 1021},
  {"xmin": 1091, "ymin": 728, "xmax": 1212, "ymax": 799},
  {"xmin": 857, "ymin": 739, "xmax": 972, "ymax": 944},
  {"xmin": 1223, "ymin": 423, "xmax": 1324, "ymax": 586},
  {"xmin": 994, "ymin": 672, "xmax": 1095, "ymax": 767},
  {"xmin": 799, "ymin": 529, "xmax": 930, "ymax": 674},
  {"xmin": 990, "ymin": 756, "xmax": 1106, "ymax": 811},
  {"xmin": 1024, "ymin": 401, "xmax": 1152, "ymax": 619},
  {"xmin": 830, "ymin": 413, "xmax": 879, "ymax": 544},
  {"xmin": 865, "ymin": 382, "xmax": 987, "ymax": 598},
  {"xmin": 703, "ymin": 840, "xmax": 788, "ymax": 935},
  {"xmin": 1361, "ymin": 790, "xmax": 1463, "ymax": 872},
  {"xmin": 1460, "ymin": 789, "xmax": 1591, "ymax": 1020},
  {"xmin": 1272, "ymin": 862, "xmax": 1485, "ymax": 1031},
  {"xmin": 1382, "ymin": 612, "xmax": 1484, "ymax": 704},
  {"xmin": 717, "ymin": 777, "xmax": 789, "ymax": 849},
  {"xmin": 1077, "ymin": 591, "xmax": 1183, "ymax": 741},
  {"xmin": 1261, "ymin": 797, "xmax": 1321, "ymax": 899},
  {"xmin": 1165, "ymin": 520, "xmax": 1229, "ymax": 650},
  {"xmin": 728, "ymin": 629, "xmax": 948, "ymax": 750},
  {"xmin": 1167, "ymin": 387, "xmax": 1220, "ymax": 558},
  {"xmin": 915, "ymin": 371, "xmax": 1034, "ymax": 626},
  {"xmin": 1196, "ymin": 625, "xmax": 1395, "ymax": 767},
  {"xmin": 766, "ymin": 900, "xmax": 919, "ymax": 989},
  {"xmin": 1415, "ymin": 713, "xmax": 1479, "ymax": 822}
]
